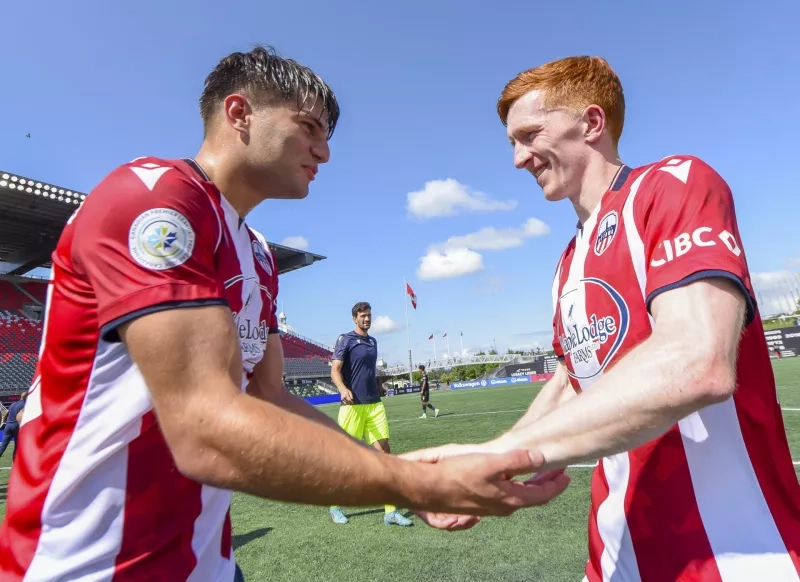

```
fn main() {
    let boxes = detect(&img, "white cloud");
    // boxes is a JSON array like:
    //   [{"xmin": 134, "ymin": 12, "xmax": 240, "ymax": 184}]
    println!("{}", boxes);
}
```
[
  {"xmin": 418, "ymin": 218, "xmax": 549, "ymax": 281},
  {"xmin": 407, "ymin": 178, "xmax": 517, "ymax": 219},
  {"xmin": 418, "ymin": 247, "xmax": 484, "ymax": 280},
  {"xmin": 371, "ymin": 315, "xmax": 400, "ymax": 334},
  {"xmin": 281, "ymin": 236, "xmax": 309, "ymax": 250},
  {"xmin": 431, "ymin": 218, "xmax": 550, "ymax": 253}
]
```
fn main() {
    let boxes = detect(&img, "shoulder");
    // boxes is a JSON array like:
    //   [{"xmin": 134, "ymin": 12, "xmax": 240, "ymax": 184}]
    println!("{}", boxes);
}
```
[
  {"xmin": 100, "ymin": 157, "xmax": 205, "ymax": 195},
  {"xmin": 76, "ymin": 157, "xmax": 213, "ymax": 223},
  {"xmin": 631, "ymin": 155, "xmax": 732, "ymax": 218},
  {"xmin": 635, "ymin": 155, "xmax": 729, "ymax": 195}
]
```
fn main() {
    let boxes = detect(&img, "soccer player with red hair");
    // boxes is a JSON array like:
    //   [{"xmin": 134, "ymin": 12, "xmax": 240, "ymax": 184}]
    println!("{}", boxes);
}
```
[{"xmin": 408, "ymin": 56, "xmax": 800, "ymax": 581}]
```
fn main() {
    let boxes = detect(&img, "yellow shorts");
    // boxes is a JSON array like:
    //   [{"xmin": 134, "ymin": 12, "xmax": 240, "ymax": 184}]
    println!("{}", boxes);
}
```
[{"xmin": 337, "ymin": 402, "xmax": 390, "ymax": 445}]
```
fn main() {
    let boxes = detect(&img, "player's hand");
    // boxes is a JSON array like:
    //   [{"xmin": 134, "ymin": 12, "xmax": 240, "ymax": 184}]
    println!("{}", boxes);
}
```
[
  {"xmin": 400, "ymin": 442, "xmax": 486, "ymax": 463},
  {"xmin": 413, "ymin": 511, "xmax": 481, "ymax": 531},
  {"xmin": 339, "ymin": 388, "xmax": 355, "ymax": 405},
  {"xmin": 412, "ymin": 449, "xmax": 570, "ymax": 517},
  {"xmin": 524, "ymin": 468, "xmax": 567, "ymax": 485}
]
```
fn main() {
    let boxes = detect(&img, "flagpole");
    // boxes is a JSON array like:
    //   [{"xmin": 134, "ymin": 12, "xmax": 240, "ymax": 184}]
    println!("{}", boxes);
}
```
[
  {"xmin": 445, "ymin": 333, "xmax": 451, "ymax": 361},
  {"xmin": 433, "ymin": 334, "xmax": 437, "ymax": 363},
  {"xmin": 404, "ymin": 279, "xmax": 413, "ymax": 388},
  {"xmin": 460, "ymin": 331, "xmax": 464, "ymax": 357}
]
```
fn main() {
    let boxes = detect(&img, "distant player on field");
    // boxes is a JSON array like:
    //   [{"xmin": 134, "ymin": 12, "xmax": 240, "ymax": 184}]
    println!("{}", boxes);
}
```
[
  {"xmin": 418, "ymin": 365, "xmax": 439, "ymax": 418},
  {"xmin": 0, "ymin": 47, "xmax": 570, "ymax": 581},
  {"xmin": 328, "ymin": 301, "xmax": 413, "ymax": 527},
  {"xmin": 406, "ymin": 56, "xmax": 800, "ymax": 581},
  {"xmin": 0, "ymin": 392, "xmax": 26, "ymax": 463}
]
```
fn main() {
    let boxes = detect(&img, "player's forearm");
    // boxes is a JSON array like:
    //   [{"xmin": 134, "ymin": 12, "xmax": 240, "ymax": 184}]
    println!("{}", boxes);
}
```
[
  {"xmin": 330, "ymin": 368, "xmax": 348, "ymax": 394},
  {"xmin": 488, "ymin": 335, "xmax": 734, "ymax": 470},
  {"xmin": 180, "ymin": 390, "xmax": 420, "ymax": 507},
  {"xmin": 510, "ymin": 365, "xmax": 575, "ymax": 431}
]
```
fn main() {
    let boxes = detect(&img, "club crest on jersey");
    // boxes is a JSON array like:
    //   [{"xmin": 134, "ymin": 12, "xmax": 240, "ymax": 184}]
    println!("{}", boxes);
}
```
[
  {"xmin": 128, "ymin": 208, "xmax": 195, "ymax": 271},
  {"xmin": 251, "ymin": 240, "xmax": 273, "ymax": 276},
  {"xmin": 556, "ymin": 277, "xmax": 629, "ymax": 381},
  {"xmin": 594, "ymin": 211, "xmax": 618, "ymax": 256}
]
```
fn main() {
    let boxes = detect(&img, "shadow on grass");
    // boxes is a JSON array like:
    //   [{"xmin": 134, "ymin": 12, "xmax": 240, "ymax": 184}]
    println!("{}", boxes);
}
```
[
  {"xmin": 342, "ymin": 508, "xmax": 384, "ymax": 519},
  {"xmin": 233, "ymin": 527, "xmax": 273, "ymax": 551}
]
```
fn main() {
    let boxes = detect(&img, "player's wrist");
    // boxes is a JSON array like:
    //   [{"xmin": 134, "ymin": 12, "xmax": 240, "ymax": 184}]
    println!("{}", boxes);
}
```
[{"xmin": 382, "ymin": 456, "xmax": 437, "ymax": 509}]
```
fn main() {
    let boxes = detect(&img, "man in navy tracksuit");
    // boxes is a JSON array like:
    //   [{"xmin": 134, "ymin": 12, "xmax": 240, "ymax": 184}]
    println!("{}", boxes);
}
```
[{"xmin": 0, "ymin": 391, "xmax": 27, "ymax": 463}]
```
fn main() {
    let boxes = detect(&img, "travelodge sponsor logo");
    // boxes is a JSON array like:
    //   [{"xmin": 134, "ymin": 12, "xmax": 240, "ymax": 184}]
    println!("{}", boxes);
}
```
[
  {"xmin": 557, "ymin": 277, "xmax": 629, "ymax": 380},
  {"xmin": 231, "ymin": 311, "xmax": 269, "ymax": 356}
]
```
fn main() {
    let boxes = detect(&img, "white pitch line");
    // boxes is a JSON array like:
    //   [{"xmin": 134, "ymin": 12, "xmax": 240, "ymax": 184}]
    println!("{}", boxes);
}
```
[
  {"xmin": 567, "ymin": 462, "xmax": 799, "ymax": 469},
  {"xmin": 394, "ymin": 407, "xmax": 800, "ymax": 424},
  {"xmin": 390, "ymin": 409, "xmax": 527, "ymax": 424}
]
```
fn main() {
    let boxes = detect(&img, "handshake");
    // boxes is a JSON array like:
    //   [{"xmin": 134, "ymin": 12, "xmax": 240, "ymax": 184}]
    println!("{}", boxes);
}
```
[{"xmin": 393, "ymin": 442, "xmax": 571, "ymax": 532}]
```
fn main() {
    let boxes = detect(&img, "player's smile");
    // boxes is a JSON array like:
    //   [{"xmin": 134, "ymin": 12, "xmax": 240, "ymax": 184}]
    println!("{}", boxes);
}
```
[{"xmin": 532, "ymin": 161, "xmax": 548, "ymax": 181}]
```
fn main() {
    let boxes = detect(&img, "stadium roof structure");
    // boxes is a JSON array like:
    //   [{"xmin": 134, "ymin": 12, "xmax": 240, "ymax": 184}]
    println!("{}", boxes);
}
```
[{"xmin": 0, "ymin": 169, "xmax": 325, "ymax": 276}]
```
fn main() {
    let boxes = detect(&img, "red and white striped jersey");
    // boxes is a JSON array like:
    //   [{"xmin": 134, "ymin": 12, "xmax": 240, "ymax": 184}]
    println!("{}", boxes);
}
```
[
  {"xmin": 551, "ymin": 156, "xmax": 800, "ymax": 582},
  {"xmin": 0, "ymin": 158, "xmax": 279, "ymax": 581}
]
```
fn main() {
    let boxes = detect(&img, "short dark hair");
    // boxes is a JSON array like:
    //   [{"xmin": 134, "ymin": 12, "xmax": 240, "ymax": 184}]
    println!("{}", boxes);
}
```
[
  {"xmin": 351, "ymin": 302, "xmax": 371, "ymax": 318},
  {"xmin": 199, "ymin": 45, "xmax": 340, "ymax": 139},
  {"xmin": 418, "ymin": 364, "xmax": 425, "ymax": 371}
]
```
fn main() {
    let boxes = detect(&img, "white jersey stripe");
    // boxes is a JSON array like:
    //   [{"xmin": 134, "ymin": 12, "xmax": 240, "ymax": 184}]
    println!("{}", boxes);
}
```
[
  {"xmin": 26, "ymin": 342, "xmax": 148, "ymax": 581},
  {"xmin": 620, "ymin": 169, "xmax": 652, "ymax": 300},
  {"xmin": 679, "ymin": 399, "xmax": 797, "ymax": 581},
  {"xmin": 596, "ymin": 454, "xmax": 641, "ymax": 582},
  {"xmin": 562, "ymin": 211, "xmax": 602, "ymax": 387},
  {"xmin": 566, "ymin": 209, "xmax": 640, "ymax": 581}
]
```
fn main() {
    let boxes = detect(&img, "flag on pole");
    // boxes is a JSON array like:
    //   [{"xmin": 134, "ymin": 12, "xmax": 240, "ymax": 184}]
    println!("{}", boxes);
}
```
[
  {"xmin": 460, "ymin": 331, "xmax": 463, "ymax": 336},
  {"xmin": 406, "ymin": 283, "xmax": 417, "ymax": 309},
  {"xmin": 442, "ymin": 332, "xmax": 447, "ymax": 338},
  {"xmin": 428, "ymin": 334, "xmax": 433, "ymax": 340}
]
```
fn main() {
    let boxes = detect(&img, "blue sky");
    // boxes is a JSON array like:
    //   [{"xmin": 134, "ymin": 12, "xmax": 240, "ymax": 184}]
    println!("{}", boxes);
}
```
[{"xmin": 2, "ymin": 0, "xmax": 799, "ymax": 365}]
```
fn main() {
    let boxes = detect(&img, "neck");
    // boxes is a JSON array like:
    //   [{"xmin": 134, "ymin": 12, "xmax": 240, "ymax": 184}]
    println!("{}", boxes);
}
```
[
  {"xmin": 355, "ymin": 327, "xmax": 368, "ymax": 337},
  {"xmin": 193, "ymin": 142, "xmax": 261, "ymax": 218},
  {"xmin": 569, "ymin": 153, "xmax": 624, "ymax": 225}
]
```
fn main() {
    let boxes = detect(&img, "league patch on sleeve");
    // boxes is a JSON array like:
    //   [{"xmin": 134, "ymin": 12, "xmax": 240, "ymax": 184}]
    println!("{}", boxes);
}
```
[{"xmin": 128, "ymin": 208, "xmax": 196, "ymax": 270}]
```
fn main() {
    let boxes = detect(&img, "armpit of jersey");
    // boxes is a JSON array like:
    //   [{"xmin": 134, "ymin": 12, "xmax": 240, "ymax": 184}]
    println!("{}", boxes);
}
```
[
  {"xmin": 71, "ymin": 159, "xmax": 227, "ymax": 340},
  {"xmin": 634, "ymin": 156, "xmax": 756, "ymax": 324}
]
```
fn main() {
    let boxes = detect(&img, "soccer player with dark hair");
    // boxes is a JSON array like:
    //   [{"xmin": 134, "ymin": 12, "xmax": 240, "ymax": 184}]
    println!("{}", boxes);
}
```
[
  {"xmin": 328, "ymin": 302, "xmax": 413, "ymax": 526},
  {"xmin": 405, "ymin": 55, "xmax": 800, "ymax": 581},
  {"xmin": 418, "ymin": 364, "xmax": 439, "ymax": 419},
  {"xmin": 0, "ymin": 46, "xmax": 570, "ymax": 581}
]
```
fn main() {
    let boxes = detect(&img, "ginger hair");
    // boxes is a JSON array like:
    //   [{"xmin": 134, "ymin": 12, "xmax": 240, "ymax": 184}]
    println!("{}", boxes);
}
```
[{"xmin": 497, "ymin": 56, "xmax": 625, "ymax": 146}]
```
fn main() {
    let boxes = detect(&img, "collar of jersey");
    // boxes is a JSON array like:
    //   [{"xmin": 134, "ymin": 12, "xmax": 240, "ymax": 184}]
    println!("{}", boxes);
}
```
[{"xmin": 576, "ymin": 164, "xmax": 631, "ymax": 235}]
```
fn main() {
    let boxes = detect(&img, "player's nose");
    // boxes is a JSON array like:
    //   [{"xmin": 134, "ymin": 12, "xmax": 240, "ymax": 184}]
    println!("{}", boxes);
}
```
[
  {"xmin": 513, "ymin": 144, "xmax": 532, "ymax": 170},
  {"xmin": 311, "ymin": 139, "xmax": 330, "ymax": 164}
]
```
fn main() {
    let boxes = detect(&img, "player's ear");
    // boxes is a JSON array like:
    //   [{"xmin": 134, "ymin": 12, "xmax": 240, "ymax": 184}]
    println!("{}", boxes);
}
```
[
  {"xmin": 583, "ymin": 104, "xmax": 606, "ymax": 144},
  {"xmin": 222, "ymin": 94, "xmax": 252, "ymax": 137}
]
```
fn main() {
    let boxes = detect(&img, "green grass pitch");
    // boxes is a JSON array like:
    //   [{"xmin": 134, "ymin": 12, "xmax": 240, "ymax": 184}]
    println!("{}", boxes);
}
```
[{"xmin": 2, "ymin": 359, "xmax": 798, "ymax": 581}]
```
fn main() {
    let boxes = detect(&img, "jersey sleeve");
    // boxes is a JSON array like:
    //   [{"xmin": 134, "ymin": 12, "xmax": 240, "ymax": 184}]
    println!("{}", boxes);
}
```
[
  {"xmin": 332, "ymin": 334, "xmax": 349, "ymax": 361},
  {"xmin": 635, "ymin": 156, "xmax": 756, "ymax": 324},
  {"xmin": 71, "ymin": 161, "xmax": 226, "ymax": 341}
]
